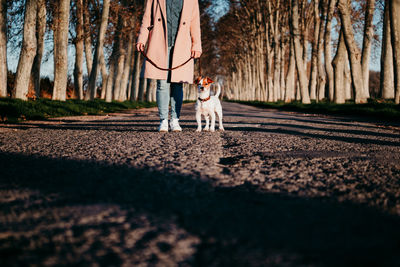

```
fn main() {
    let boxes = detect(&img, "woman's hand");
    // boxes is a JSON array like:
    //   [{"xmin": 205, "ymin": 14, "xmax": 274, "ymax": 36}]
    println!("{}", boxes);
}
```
[
  {"xmin": 136, "ymin": 43, "xmax": 145, "ymax": 52},
  {"xmin": 191, "ymin": 51, "xmax": 202, "ymax": 59}
]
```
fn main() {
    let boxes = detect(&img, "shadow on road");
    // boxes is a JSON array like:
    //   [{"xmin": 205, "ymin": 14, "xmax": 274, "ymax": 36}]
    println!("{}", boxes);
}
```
[
  {"xmin": 3, "ymin": 119, "xmax": 400, "ymax": 147},
  {"xmin": 1, "ymin": 152, "xmax": 399, "ymax": 266}
]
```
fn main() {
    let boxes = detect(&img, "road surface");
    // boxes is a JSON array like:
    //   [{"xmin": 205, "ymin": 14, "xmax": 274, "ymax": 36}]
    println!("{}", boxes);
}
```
[{"xmin": 0, "ymin": 102, "xmax": 399, "ymax": 266}]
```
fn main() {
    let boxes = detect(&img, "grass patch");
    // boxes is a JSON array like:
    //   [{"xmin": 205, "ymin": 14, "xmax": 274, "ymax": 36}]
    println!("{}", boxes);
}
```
[
  {"xmin": 230, "ymin": 100, "xmax": 400, "ymax": 123},
  {"xmin": 0, "ymin": 98, "xmax": 157, "ymax": 122}
]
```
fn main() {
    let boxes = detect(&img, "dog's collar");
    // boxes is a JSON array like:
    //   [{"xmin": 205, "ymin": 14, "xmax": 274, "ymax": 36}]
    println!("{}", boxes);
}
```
[{"xmin": 198, "ymin": 96, "xmax": 211, "ymax": 102}]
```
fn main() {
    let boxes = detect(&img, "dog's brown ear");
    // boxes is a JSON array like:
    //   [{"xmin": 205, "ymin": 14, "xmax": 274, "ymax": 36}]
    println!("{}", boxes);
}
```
[
  {"xmin": 194, "ymin": 76, "xmax": 202, "ymax": 84},
  {"xmin": 206, "ymin": 77, "xmax": 214, "ymax": 84}
]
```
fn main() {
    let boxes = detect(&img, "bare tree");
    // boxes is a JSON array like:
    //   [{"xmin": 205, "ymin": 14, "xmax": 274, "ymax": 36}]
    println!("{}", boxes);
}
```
[
  {"xmin": 0, "ymin": 0, "xmax": 6, "ymax": 97},
  {"xmin": 291, "ymin": 0, "xmax": 311, "ymax": 104},
  {"xmin": 113, "ymin": 16, "xmax": 127, "ymax": 101},
  {"xmin": 390, "ymin": 0, "xmax": 400, "ymax": 103},
  {"xmin": 316, "ymin": 0, "xmax": 327, "ymax": 101},
  {"xmin": 332, "ymin": 27, "xmax": 347, "ymax": 104},
  {"xmin": 338, "ymin": 0, "xmax": 367, "ymax": 103},
  {"xmin": 74, "ymin": 0, "xmax": 84, "ymax": 99},
  {"xmin": 118, "ymin": 30, "xmax": 134, "ymax": 101},
  {"xmin": 85, "ymin": 0, "xmax": 110, "ymax": 100},
  {"xmin": 324, "ymin": 0, "xmax": 337, "ymax": 101},
  {"xmin": 137, "ymin": 77, "xmax": 147, "ymax": 101},
  {"xmin": 13, "ymin": 0, "xmax": 37, "ymax": 100},
  {"xmin": 31, "ymin": 0, "xmax": 46, "ymax": 98},
  {"xmin": 361, "ymin": 0, "xmax": 376, "ymax": 99},
  {"xmin": 380, "ymin": 0, "xmax": 394, "ymax": 99},
  {"xmin": 83, "ymin": 0, "xmax": 93, "ymax": 76},
  {"xmin": 130, "ymin": 51, "xmax": 141, "ymax": 101},
  {"xmin": 309, "ymin": 0, "xmax": 320, "ymax": 100},
  {"xmin": 285, "ymin": 38, "xmax": 296, "ymax": 102},
  {"xmin": 52, "ymin": 0, "xmax": 71, "ymax": 101}
]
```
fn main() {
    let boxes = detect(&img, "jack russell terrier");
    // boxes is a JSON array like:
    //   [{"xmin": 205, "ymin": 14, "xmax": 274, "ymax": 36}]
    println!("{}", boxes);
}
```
[{"xmin": 194, "ymin": 77, "xmax": 224, "ymax": 132}]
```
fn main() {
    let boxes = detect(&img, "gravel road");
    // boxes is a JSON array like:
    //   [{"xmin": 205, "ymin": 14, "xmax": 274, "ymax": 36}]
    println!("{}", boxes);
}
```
[{"xmin": 0, "ymin": 102, "xmax": 399, "ymax": 266}]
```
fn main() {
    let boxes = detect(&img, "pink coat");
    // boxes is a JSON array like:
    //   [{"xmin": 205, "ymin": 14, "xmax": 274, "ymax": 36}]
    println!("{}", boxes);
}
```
[{"xmin": 137, "ymin": 0, "xmax": 202, "ymax": 83}]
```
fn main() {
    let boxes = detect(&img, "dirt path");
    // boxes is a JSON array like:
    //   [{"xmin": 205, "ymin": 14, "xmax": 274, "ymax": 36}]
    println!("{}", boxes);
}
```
[{"xmin": 1, "ymin": 102, "xmax": 399, "ymax": 266}]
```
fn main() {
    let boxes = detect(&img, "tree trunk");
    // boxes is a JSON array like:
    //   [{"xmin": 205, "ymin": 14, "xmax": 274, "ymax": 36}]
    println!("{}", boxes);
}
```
[
  {"xmin": 317, "ymin": 1, "xmax": 327, "ymax": 101},
  {"xmin": 130, "ymin": 51, "xmax": 141, "ymax": 101},
  {"xmin": 105, "ymin": 57, "xmax": 116, "ymax": 102},
  {"xmin": 338, "ymin": 0, "xmax": 366, "ymax": 104},
  {"xmin": 344, "ymin": 57, "xmax": 352, "ymax": 100},
  {"xmin": 13, "ymin": 0, "xmax": 37, "ymax": 100},
  {"xmin": 296, "ymin": 80, "xmax": 301, "ymax": 100},
  {"xmin": 113, "ymin": 17, "xmax": 127, "ymax": 101},
  {"xmin": 105, "ymin": 14, "xmax": 123, "ymax": 102},
  {"xmin": 266, "ymin": 21, "xmax": 274, "ymax": 102},
  {"xmin": 113, "ymin": 52, "xmax": 126, "ymax": 101},
  {"xmin": 332, "ymin": 28, "xmax": 347, "ymax": 104},
  {"xmin": 361, "ymin": 0, "xmax": 375, "ymax": 99},
  {"xmin": 0, "ymin": 0, "xmax": 7, "ymax": 97},
  {"xmin": 285, "ymin": 38, "xmax": 296, "ymax": 102},
  {"xmin": 86, "ymin": 0, "xmax": 110, "ymax": 100},
  {"xmin": 74, "ymin": 0, "xmax": 84, "ymax": 100},
  {"xmin": 280, "ymin": 40, "xmax": 286, "ymax": 101},
  {"xmin": 99, "ymin": 49, "xmax": 108, "ymax": 99},
  {"xmin": 309, "ymin": 0, "xmax": 320, "ymax": 100},
  {"xmin": 380, "ymin": 0, "xmax": 394, "ymax": 99},
  {"xmin": 291, "ymin": 0, "xmax": 311, "ymax": 104},
  {"xmin": 83, "ymin": 0, "xmax": 93, "ymax": 76},
  {"xmin": 119, "ymin": 32, "xmax": 134, "ymax": 102},
  {"xmin": 52, "ymin": 0, "xmax": 71, "ymax": 101},
  {"xmin": 324, "ymin": 0, "xmax": 337, "ymax": 101},
  {"xmin": 138, "ymin": 78, "xmax": 147, "ymax": 101},
  {"xmin": 31, "ymin": 0, "xmax": 46, "ymax": 98},
  {"xmin": 390, "ymin": 0, "xmax": 400, "ymax": 104},
  {"xmin": 273, "ymin": 32, "xmax": 281, "ymax": 102},
  {"xmin": 146, "ymin": 79, "xmax": 156, "ymax": 102}
]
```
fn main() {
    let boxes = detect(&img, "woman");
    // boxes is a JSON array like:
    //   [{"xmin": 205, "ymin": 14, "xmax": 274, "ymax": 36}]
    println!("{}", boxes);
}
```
[{"xmin": 136, "ymin": 0, "xmax": 202, "ymax": 132}]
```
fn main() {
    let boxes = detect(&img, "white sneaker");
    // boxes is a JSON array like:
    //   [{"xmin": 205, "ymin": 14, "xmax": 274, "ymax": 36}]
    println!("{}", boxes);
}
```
[
  {"xmin": 170, "ymin": 118, "xmax": 182, "ymax": 132},
  {"xmin": 158, "ymin": 119, "xmax": 169, "ymax": 132}
]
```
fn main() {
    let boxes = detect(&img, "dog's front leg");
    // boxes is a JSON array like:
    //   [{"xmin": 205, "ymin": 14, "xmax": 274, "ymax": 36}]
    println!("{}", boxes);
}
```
[
  {"xmin": 210, "ymin": 112, "xmax": 216, "ymax": 132},
  {"xmin": 204, "ymin": 115, "xmax": 210, "ymax": 131},
  {"xmin": 196, "ymin": 112, "xmax": 202, "ymax": 132}
]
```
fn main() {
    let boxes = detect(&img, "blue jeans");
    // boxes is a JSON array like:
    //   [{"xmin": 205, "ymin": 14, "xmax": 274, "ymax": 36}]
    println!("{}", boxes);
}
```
[{"xmin": 156, "ymin": 47, "xmax": 183, "ymax": 121}]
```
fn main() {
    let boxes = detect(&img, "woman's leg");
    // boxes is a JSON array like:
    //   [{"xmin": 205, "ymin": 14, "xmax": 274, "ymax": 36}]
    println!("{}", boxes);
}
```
[
  {"xmin": 156, "ymin": 79, "xmax": 171, "ymax": 121},
  {"xmin": 170, "ymin": 83, "xmax": 183, "ymax": 119}
]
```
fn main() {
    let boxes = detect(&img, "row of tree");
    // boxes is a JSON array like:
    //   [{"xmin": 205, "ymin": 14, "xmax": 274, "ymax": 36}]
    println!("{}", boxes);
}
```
[
  {"xmin": 1, "ymin": 0, "xmax": 215, "ymax": 102},
  {"xmin": 1, "ymin": 0, "xmax": 400, "ymax": 105},
  {"xmin": 2, "ymin": 0, "xmax": 143, "ymax": 101},
  {"xmin": 215, "ymin": 0, "xmax": 400, "ymax": 104}
]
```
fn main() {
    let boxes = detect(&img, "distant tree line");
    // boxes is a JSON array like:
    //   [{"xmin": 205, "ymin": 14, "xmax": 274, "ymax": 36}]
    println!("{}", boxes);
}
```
[
  {"xmin": 215, "ymin": 0, "xmax": 400, "ymax": 104},
  {"xmin": 0, "ymin": 0, "xmax": 399, "ymax": 105}
]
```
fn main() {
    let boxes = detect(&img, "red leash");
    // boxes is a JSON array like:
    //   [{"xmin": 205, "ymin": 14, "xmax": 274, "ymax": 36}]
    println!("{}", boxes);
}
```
[
  {"xmin": 139, "ymin": 50, "xmax": 194, "ymax": 71},
  {"xmin": 139, "ymin": 50, "xmax": 202, "ymax": 76}
]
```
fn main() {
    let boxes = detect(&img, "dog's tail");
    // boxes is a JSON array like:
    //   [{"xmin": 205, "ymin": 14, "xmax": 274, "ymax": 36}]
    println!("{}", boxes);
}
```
[{"xmin": 214, "ymin": 82, "xmax": 221, "ymax": 98}]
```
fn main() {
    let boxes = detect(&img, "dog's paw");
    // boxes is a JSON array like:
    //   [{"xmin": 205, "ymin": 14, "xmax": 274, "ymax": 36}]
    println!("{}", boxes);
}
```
[
  {"xmin": 203, "ymin": 128, "xmax": 209, "ymax": 132},
  {"xmin": 210, "ymin": 128, "xmax": 215, "ymax": 132},
  {"xmin": 219, "ymin": 127, "xmax": 225, "ymax": 132},
  {"xmin": 196, "ymin": 128, "xmax": 202, "ymax": 132}
]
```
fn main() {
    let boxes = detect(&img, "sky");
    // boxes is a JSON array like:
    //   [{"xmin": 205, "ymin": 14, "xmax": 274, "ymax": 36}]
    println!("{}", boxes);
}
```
[{"xmin": 208, "ymin": 0, "xmax": 229, "ymax": 21}]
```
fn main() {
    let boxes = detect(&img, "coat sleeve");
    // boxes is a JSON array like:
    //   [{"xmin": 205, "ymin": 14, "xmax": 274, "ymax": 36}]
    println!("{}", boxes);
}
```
[
  {"xmin": 137, "ymin": 0, "xmax": 153, "ymax": 45},
  {"xmin": 190, "ymin": 0, "xmax": 202, "ymax": 52}
]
